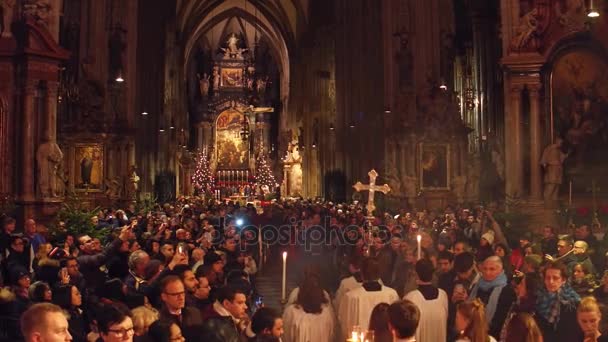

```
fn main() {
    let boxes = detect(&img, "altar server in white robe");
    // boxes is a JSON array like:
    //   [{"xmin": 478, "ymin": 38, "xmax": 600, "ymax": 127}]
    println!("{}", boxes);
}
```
[
  {"xmin": 338, "ymin": 257, "xmax": 399, "ymax": 338},
  {"xmin": 333, "ymin": 254, "xmax": 363, "ymax": 312},
  {"xmin": 282, "ymin": 267, "xmax": 336, "ymax": 342},
  {"xmin": 404, "ymin": 258, "xmax": 448, "ymax": 342}
]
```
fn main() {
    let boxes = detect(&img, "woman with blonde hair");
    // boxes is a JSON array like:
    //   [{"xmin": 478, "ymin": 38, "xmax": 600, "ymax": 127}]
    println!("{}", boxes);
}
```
[
  {"xmin": 577, "ymin": 296, "xmax": 608, "ymax": 342},
  {"xmin": 455, "ymin": 299, "xmax": 496, "ymax": 342},
  {"xmin": 131, "ymin": 305, "xmax": 159, "ymax": 338},
  {"xmin": 504, "ymin": 313, "xmax": 543, "ymax": 342}
]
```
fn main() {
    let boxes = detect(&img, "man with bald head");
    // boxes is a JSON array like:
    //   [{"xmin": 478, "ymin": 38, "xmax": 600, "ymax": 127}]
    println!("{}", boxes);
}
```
[{"xmin": 467, "ymin": 255, "xmax": 515, "ymax": 339}]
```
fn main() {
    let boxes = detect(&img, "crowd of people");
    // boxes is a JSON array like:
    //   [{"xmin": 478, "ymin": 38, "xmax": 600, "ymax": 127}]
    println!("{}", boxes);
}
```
[{"xmin": 1, "ymin": 197, "xmax": 608, "ymax": 342}]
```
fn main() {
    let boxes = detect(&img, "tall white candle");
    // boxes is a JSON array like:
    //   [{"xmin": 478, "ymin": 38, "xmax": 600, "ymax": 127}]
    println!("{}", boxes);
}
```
[
  {"xmin": 282, "ymin": 252, "xmax": 287, "ymax": 301},
  {"xmin": 569, "ymin": 181, "xmax": 572, "ymax": 207},
  {"xmin": 417, "ymin": 234, "xmax": 422, "ymax": 260}
]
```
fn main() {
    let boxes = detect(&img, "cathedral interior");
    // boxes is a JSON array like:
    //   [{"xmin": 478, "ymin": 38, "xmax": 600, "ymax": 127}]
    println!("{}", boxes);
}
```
[{"xmin": 1, "ymin": 0, "xmax": 608, "ymax": 227}]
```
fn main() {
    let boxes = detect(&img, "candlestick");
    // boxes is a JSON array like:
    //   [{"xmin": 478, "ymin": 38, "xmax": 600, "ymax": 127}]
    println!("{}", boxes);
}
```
[
  {"xmin": 281, "ymin": 251, "xmax": 287, "ymax": 302},
  {"xmin": 417, "ymin": 234, "xmax": 422, "ymax": 260},
  {"xmin": 569, "ymin": 181, "xmax": 572, "ymax": 207}
]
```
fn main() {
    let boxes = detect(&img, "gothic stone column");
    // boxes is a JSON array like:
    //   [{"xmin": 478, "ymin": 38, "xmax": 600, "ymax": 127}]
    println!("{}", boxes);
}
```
[
  {"xmin": 529, "ymin": 82, "xmax": 543, "ymax": 200},
  {"xmin": 20, "ymin": 80, "xmax": 37, "ymax": 201},
  {"xmin": 505, "ymin": 83, "xmax": 524, "ymax": 199},
  {"xmin": 201, "ymin": 122, "xmax": 213, "ymax": 150}
]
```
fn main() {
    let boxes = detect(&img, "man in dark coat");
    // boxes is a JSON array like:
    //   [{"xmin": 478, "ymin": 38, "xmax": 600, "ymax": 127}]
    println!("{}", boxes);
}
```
[{"xmin": 200, "ymin": 286, "xmax": 249, "ymax": 342}]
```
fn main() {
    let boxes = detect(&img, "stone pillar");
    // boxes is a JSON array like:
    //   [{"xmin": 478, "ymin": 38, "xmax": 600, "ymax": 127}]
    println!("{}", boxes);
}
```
[
  {"xmin": 505, "ymin": 83, "xmax": 524, "ymax": 198},
  {"xmin": 46, "ymin": 81, "xmax": 59, "ymax": 141},
  {"xmin": 196, "ymin": 123, "xmax": 204, "ymax": 150},
  {"xmin": 529, "ymin": 83, "xmax": 543, "ymax": 200},
  {"xmin": 201, "ymin": 122, "xmax": 213, "ymax": 149},
  {"xmin": 257, "ymin": 122, "xmax": 271, "ymax": 151},
  {"xmin": 20, "ymin": 81, "xmax": 37, "ymax": 201}
]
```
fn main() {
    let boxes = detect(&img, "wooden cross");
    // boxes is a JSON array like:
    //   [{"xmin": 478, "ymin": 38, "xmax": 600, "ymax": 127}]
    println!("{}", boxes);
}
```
[{"xmin": 353, "ymin": 169, "xmax": 391, "ymax": 216}]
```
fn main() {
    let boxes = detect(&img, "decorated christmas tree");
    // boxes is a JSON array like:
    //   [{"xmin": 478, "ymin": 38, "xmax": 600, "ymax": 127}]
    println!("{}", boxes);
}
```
[
  {"xmin": 255, "ymin": 147, "xmax": 276, "ymax": 192},
  {"xmin": 191, "ymin": 148, "xmax": 215, "ymax": 193}
]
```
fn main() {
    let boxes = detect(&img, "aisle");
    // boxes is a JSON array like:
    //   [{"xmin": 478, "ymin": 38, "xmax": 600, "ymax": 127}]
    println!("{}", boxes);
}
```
[{"xmin": 255, "ymin": 257, "xmax": 299, "ymax": 312}]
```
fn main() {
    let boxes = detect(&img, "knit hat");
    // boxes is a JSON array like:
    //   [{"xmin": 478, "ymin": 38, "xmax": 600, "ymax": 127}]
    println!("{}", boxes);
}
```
[{"xmin": 481, "ymin": 231, "xmax": 495, "ymax": 245}]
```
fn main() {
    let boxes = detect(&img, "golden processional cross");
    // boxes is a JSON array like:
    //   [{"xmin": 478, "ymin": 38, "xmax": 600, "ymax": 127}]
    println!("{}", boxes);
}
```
[{"xmin": 353, "ymin": 169, "xmax": 391, "ymax": 216}]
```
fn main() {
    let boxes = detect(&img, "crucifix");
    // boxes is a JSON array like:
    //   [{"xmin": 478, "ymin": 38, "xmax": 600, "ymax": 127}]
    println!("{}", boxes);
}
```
[{"xmin": 353, "ymin": 169, "xmax": 391, "ymax": 217}]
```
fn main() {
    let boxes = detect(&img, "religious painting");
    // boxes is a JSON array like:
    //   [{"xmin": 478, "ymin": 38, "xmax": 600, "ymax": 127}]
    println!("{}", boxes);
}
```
[
  {"xmin": 215, "ymin": 109, "xmax": 249, "ymax": 169},
  {"xmin": 220, "ymin": 68, "xmax": 244, "ymax": 88},
  {"xmin": 419, "ymin": 143, "xmax": 450, "ymax": 190},
  {"xmin": 73, "ymin": 144, "xmax": 104, "ymax": 191},
  {"xmin": 551, "ymin": 49, "xmax": 608, "ymax": 191}
]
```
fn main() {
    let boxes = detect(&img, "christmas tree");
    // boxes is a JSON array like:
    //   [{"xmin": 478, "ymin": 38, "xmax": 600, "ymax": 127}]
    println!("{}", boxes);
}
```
[
  {"xmin": 192, "ymin": 148, "xmax": 215, "ymax": 193},
  {"xmin": 255, "ymin": 147, "xmax": 276, "ymax": 191}
]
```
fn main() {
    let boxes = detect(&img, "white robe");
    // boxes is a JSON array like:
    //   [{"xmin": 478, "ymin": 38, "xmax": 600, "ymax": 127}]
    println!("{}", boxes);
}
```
[
  {"xmin": 338, "ymin": 284, "xmax": 399, "ymax": 337},
  {"xmin": 333, "ymin": 276, "xmax": 362, "ymax": 313},
  {"xmin": 282, "ymin": 303, "xmax": 336, "ymax": 342},
  {"xmin": 286, "ymin": 287, "xmax": 331, "ymax": 306},
  {"xmin": 404, "ymin": 288, "xmax": 449, "ymax": 342}
]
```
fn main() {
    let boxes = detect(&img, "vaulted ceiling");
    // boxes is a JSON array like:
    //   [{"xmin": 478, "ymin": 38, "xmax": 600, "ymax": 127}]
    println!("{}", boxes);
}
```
[{"xmin": 177, "ymin": 0, "xmax": 309, "ymax": 99}]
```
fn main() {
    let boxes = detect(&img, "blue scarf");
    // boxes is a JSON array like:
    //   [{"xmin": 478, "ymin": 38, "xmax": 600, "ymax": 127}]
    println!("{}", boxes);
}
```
[
  {"xmin": 469, "ymin": 271, "xmax": 508, "ymax": 324},
  {"xmin": 476, "ymin": 271, "xmax": 508, "ymax": 292},
  {"xmin": 536, "ymin": 284, "xmax": 580, "ymax": 327}
]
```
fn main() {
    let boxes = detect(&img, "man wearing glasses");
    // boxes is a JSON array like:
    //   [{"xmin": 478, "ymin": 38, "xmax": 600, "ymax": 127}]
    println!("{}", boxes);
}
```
[
  {"xmin": 159, "ymin": 275, "xmax": 203, "ymax": 331},
  {"xmin": 76, "ymin": 225, "xmax": 134, "ymax": 293},
  {"xmin": 97, "ymin": 304, "xmax": 135, "ymax": 342}
]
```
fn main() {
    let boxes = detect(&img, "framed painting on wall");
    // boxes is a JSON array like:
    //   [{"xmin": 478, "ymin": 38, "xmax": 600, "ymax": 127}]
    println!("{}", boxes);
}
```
[
  {"xmin": 419, "ymin": 143, "xmax": 450, "ymax": 190},
  {"xmin": 73, "ymin": 144, "xmax": 104, "ymax": 191},
  {"xmin": 220, "ymin": 67, "xmax": 244, "ymax": 88},
  {"xmin": 215, "ymin": 108, "xmax": 250, "ymax": 169}
]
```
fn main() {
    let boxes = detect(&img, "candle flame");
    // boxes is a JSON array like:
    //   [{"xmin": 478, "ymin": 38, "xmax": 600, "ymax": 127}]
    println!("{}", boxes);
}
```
[
  {"xmin": 282, "ymin": 251, "xmax": 287, "ymax": 260},
  {"xmin": 416, "ymin": 234, "xmax": 422, "ymax": 242}
]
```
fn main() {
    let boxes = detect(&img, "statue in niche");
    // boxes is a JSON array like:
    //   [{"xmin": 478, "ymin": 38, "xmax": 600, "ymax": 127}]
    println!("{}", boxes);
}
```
[
  {"xmin": 394, "ymin": 30, "xmax": 413, "ymax": 89},
  {"xmin": 0, "ymin": 0, "xmax": 16, "ymax": 37},
  {"xmin": 198, "ymin": 73, "xmax": 210, "ymax": 98},
  {"xmin": 283, "ymin": 136, "xmax": 303, "ymax": 197},
  {"xmin": 53, "ymin": 163, "xmax": 68, "ymax": 197},
  {"xmin": 221, "ymin": 33, "xmax": 248, "ymax": 59},
  {"xmin": 510, "ymin": 8, "xmax": 541, "ymax": 52},
  {"xmin": 126, "ymin": 165, "xmax": 140, "ymax": 199},
  {"xmin": 104, "ymin": 176, "xmax": 122, "ymax": 200},
  {"xmin": 36, "ymin": 139, "xmax": 64, "ymax": 198},
  {"xmin": 541, "ymin": 138, "xmax": 568, "ymax": 202},
  {"xmin": 257, "ymin": 76, "xmax": 269, "ymax": 95},
  {"xmin": 212, "ymin": 66, "xmax": 220, "ymax": 94},
  {"xmin": 22, "ymin": 0, "xmax": 51, "ymax": 27}
]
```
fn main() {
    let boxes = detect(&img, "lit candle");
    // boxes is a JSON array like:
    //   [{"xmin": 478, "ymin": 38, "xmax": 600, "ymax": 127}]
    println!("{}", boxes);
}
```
[
  {"xmin": 351, "ymin": 332, "xmax": 358, "ymax": 341},
  {"xmin": 417, "ymin": 234, "xmax": 422, "ymax": 260},
  {"xmin": 282, "ymin": 252, "xmax": 287, "ymax": 302},
  {"xmin": 569, "ymin": 181, "xmax": 572, "ymax": 207}
]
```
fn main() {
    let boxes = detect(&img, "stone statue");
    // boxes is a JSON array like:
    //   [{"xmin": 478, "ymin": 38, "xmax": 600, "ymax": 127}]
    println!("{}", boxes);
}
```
[
  {"xmin": 104, "ymin": 176, "xmax": 122, "ymax": 200},
  {"xmin": 212, "ymin": 66, "xmax": 220, "ymax": 94},
  {"xmin": 541, "ymin": 138, "xmax": 568, "ymax": 202},
  {"xmin": 221, "ymin": 33, "xmax": 248, "ymax": 59},
  {"xmin": 36, "ymin": 140, "xmax": 64, "ymax": 198},
  {"xmin": 22, "ymin": 0, "xmax": 51, "ymax": 26},
  {"xmin": 510, "ymin": 8, "xmax": 540, "ymax": 52},
  {"xmin": 80, "ymin": 150, "xmax": 93, "ymax": 185},
  {"xmin": 452, "ymin": 175, "xmax": 467, "ymax": 205},
  {"xmin": 0, "ymin": 0, "xmax": 16, "ymax": 37},
  {"xmin": 403, "ymin": 174, "xmax": 417, "ymax": 207},
  {"xmin": 256, "ymin": 76, "xmax": 269, "ymax": 95},
  {"xmin": 53, "ymin": 163, "xmax": 68, "ymax": 197},
  {"xmin": 126, "ymin": 165, "xmax": 140, "ymax": 199},
  {"xmin": 198, "ymin": 73, "xmax": 210, "ymax": 98}
]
